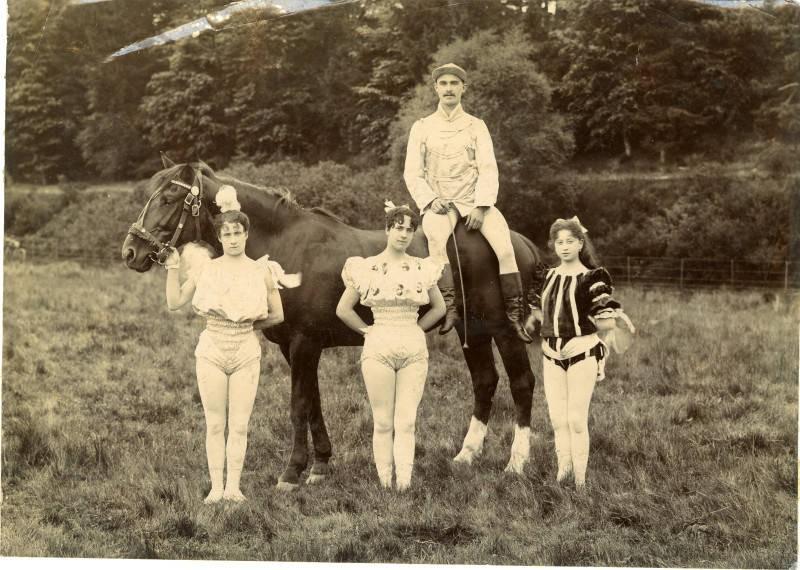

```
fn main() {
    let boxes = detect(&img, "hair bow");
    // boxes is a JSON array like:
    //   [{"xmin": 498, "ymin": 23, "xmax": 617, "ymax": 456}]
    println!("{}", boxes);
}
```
[
  {"xmin": 557, "ymin": 216, "xmax": 589, "ymax": 235},
  {"xmin": 569, "ymin": 216, "xmax": 588, "ymax": 235},
  {"xmin": 384, "ymin": 200, "xmax": 409, "ymax": 213}
]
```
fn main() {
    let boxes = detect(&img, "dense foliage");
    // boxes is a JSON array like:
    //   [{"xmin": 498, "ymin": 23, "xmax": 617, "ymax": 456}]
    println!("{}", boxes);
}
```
[
  {"xmin": 5, "ymin": 0, "xmax": 798, "ymax": 260},
  {"xmin": 6, "ymin": 0, "xmax": 799, "ymax": 181}
]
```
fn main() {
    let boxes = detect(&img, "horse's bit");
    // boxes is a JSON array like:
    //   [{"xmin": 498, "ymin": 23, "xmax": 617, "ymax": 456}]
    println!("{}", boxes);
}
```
[{"xmin": 128, "ymin": 169, "xmax": 204, "ymax": 265}]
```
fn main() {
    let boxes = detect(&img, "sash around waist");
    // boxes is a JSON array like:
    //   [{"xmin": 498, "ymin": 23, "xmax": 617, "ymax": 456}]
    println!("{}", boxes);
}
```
[{"xmin": 206, "ymin": 316, "xmax": 254, "ymax": 336}]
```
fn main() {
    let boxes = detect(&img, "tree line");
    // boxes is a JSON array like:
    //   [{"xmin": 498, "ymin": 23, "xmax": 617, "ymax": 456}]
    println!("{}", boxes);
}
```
[
  {"xmin": 6, "ymin": 0, "xmax": 798, "ymax": 182},
  {"xmin": 5, "ymin": 0, "xmax": 798, "ymax": 261}
]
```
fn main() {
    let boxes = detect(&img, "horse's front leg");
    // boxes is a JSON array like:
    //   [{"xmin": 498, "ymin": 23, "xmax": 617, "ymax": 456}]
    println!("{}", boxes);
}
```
[
  {"xmin": 494, "ymin": 331, "xmax": 536, "ymax": 474},
  {"xmin": 453, "ymin": 331, "xmax": 498, "ymax": 465},
  {"xmin": 277, "ymin": 334, "xmax": 322, "ymax": 491}
]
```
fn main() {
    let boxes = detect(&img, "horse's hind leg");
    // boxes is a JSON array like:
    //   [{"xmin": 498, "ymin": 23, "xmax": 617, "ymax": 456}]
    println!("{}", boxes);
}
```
[
  {"xmin": 453, "ymin": 333, "xmax": 499, "ymax": 465},
  {"xmin": 306, "ymin": 378, "xmax": 332, "ymax": 485},
  {"xmin": 494, "ymin": 332, "xmax": 535, "ymax": 474},
  {"xmin": 277, "ymin": 334, "xmax": 322, "ymax": 491}
]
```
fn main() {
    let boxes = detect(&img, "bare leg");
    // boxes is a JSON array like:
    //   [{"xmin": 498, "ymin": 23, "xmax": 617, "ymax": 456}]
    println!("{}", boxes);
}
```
[
  {"xmin": 362, "ymin": 360, "xmax": 398, "ymax": 488},
  {"xmin": 543, "ymin": 358, "xmax": 572, "ymax": 483},
  {"xmin": 223, "ymin": 359, "xmax": 261, "ymax": 501},
  {"xmin": 393, "ymin": 360, "xmax": 428, "ymax": 491},
  {"xmin": 196, "ymin": 358, "xmax": 229, "ymax": 503},
  {"xmin": 566, "ymin": 358, "xmax": 598, "ymax": 489}
]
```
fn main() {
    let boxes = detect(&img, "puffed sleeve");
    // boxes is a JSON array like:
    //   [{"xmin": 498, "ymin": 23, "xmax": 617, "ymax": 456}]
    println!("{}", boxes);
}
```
[
  {"xmin": 586, "ymin": 268, "xmax": 621, "ymax": 317},
  {"xmin": 341, "ymin": 256, "xmax": 366, "ymax": 295},
  {"xmin": 256, "ymin": 254, "xmax": 302, "ymax": 290},
  {"xmin": 421, "ymin": 257, "xmax": 445, "ymax": 289}
]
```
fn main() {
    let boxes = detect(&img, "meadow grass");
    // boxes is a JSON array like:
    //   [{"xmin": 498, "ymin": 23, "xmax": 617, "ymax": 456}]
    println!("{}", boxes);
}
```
[{"xmin": 2, "ymin": 262, "xmax": 797, "ymax": 566}]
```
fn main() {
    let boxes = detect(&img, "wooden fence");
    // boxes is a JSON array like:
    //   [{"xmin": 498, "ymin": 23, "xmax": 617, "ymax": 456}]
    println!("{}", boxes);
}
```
[{"xmin": 5, "ymin": 239, "xmax": 800, "ymax": 290}]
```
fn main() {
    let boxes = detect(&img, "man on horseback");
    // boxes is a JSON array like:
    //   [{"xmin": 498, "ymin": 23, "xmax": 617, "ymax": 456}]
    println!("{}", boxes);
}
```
[{"xmin": 403, "ymin": 63, "xmax": 532, "ymax": 343}]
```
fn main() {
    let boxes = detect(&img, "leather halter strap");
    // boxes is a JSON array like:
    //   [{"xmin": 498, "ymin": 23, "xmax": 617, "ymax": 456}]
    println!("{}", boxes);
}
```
[{"xmin": 127, "ymin": 169, "xmax": 204, "ymax": 264}]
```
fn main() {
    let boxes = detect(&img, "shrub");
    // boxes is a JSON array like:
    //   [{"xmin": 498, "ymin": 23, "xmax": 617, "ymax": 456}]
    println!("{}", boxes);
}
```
[{"xmin": 5, "ymin": 192, "xmax": 67, "ymax": 236}]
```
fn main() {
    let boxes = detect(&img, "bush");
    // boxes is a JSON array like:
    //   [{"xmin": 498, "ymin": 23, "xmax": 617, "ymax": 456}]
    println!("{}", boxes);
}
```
[
  {"xmin": 757, "ymin": 142, "xmax": 799, "ymax": 177},
  {"xmin": 33, "ymin": 190, "xmax": 143, "ymax": 250},
  {"xmin": 222, "ymin": 160, "xmax": 406, "ymax": 229},
  {"xmin": 5, "ymin": 192, "xmax": 67, "ymax": 236}
]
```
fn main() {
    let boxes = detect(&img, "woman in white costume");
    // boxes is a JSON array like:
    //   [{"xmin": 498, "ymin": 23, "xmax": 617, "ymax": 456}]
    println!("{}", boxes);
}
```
[
  {"xmin": 336, "ymin": 203, "xmax": 446, "ymax": 491},
  {"xmin": 164, "ymin": 185, "xmax": 285, "ymax": 503}
]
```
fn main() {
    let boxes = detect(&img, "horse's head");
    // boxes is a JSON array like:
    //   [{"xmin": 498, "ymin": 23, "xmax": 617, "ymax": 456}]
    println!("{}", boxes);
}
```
[{"xmin": 121, "ymin": 160, "xmax": 220, "ymax": 272}]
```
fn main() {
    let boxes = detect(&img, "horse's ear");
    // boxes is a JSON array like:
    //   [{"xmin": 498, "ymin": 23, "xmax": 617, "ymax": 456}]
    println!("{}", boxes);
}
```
[
  {"xmin": 197, "ymin": 159, "xmax": 214, "ymax": 175},
  {"xmin": 161, "ymin": 152, "xmax": 176, "ymax": 169}
]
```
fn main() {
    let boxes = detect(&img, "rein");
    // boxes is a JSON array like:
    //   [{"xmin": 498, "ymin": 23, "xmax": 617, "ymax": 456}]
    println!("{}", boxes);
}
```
[{"xmin": 128, "ymin": 169, "xmax": 205, "ymax": 265}]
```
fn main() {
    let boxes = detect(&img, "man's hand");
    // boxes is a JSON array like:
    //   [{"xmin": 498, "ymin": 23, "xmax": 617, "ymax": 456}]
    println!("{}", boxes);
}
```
[
  {"xmin": 429, "ymin": 198, "xmax": 450, "ymax": 215},
  {"xmin": 465, "ymin": 206, "xmax": 487, "ymax": 230}
]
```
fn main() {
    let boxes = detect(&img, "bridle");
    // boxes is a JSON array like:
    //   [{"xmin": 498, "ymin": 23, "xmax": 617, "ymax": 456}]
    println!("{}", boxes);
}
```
[{"xmin": 128, "ymin": 168, "xmax": 206, "ymax": 265}]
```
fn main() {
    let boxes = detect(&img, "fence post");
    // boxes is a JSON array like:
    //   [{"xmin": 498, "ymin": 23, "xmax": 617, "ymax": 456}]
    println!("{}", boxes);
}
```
[
  {"xmin": 680, "ymin": 258, "xmax": 684, "ymax": 289},
  {"xmin": 626, "ymin": 256, "xmax": 631, "ymax": 286},
  {"xmin": 786, "ymin": 261, "xmax": 790, "ymax": 291},
  {"xmin": 730, "ymin": 259, "xmax": 734, "ymax": 286}
]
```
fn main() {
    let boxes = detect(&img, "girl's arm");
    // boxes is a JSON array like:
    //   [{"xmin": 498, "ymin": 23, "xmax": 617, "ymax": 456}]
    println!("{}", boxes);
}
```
[
  {"xmin": 165, "ymin": 249, "xmax": 197, "ymax": 310},
  {"xmin": 336, "ymin": 286, "xmax": 371, "ymax": 335},
  {"xmin": 253, "ymin": 271, "xmax": 285, "ymax": 330},
  {"xmin": 418, "ymin": 285, "xmax": 446, "ymax": 332}
]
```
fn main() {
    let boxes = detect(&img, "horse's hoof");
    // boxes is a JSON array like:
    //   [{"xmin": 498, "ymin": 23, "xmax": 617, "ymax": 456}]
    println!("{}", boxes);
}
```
[
  {"xmin": 306, "ymin": 473, "xmax": 326, "ymax": 485},
  {"xmin": 306, "ymin": 462, "xmax": 329, "ymax": 485},
  {"xmin": 276, "ymin": 480, "xmax": 300, "ymax": 492},
  {"xmin": 306, "ymin": 463, "xmax": 329, "ymax": 485}
]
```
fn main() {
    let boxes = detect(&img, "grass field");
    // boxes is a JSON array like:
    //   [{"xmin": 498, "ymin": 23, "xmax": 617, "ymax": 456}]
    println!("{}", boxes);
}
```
[{"xmin": 1, "ymin": 261, "xmax": 797, "ymax": 566}]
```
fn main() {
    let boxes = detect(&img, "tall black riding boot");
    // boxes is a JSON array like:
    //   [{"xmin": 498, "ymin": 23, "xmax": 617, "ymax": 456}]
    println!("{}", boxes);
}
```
[
  {"xmin": 438, "ymin": 267, "xmax": 459, "ymax": 335},
  {"xmin": 499, "ymin": 272, "xmax": 534, "ymax": 344}
]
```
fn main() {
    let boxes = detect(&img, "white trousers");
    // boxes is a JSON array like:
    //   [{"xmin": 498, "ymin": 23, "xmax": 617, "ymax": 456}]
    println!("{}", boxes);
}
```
[
  {"xmin": 542, "ymin": 356, "xmax": 598, "ymax": 486},
  {"xmin": 196, "ymin": 357, "xmax": 260, "ymax": 493},
  {"xmin": 361, "ymin": 356, "xmax": 427, "ymax": 489},
  {"xmin": 422, "ymin": 206, "xmax": 518, "ymax": 275}
]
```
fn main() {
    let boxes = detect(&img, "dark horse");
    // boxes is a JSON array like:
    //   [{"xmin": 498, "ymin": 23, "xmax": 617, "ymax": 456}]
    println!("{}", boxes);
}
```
[{"xmin": 121, "ymin": 160, "xmax": 544, "ymax": 489}]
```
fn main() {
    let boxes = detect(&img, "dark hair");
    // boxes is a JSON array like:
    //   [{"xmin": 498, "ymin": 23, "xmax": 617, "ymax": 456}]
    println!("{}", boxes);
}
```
[
  {"xmin": 385, "ymin": 205, "xmax": 419, "ymax": 231},
  {"xmin": 548, "ymin": 217, "xmax": 600, "ymax": 269},
  {"xmin": 213, "ymin": 210, "xmax": 250, "ymax": 237}
]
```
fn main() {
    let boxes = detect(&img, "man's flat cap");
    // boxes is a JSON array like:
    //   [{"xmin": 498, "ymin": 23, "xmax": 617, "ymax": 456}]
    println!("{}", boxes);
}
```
[{"xmin": 432, "ymin": 63, "xmax": 467, "ymax": 83}]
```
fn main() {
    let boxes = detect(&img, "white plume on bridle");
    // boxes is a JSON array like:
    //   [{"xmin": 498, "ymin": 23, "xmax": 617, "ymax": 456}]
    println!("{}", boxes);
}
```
[{"xmin": 216, "ymin": 185, "xmax": 241, "ymax": 213}]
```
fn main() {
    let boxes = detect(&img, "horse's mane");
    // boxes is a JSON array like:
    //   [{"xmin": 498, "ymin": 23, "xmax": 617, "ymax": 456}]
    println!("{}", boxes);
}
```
[
  {"xmin": 205, "ymin": 170, "xmax": 302, "ymax": 211},
  {"xmin": 309, "ymin": 206, "xmax": 346, "ymax": 224},
  {"xmin": 203, "ymin": 166, "xmax": 347, "ymax": 223}
]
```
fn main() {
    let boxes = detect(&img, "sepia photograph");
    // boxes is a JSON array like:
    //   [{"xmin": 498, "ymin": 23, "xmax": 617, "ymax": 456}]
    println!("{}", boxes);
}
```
[{"xmin": 1, "ymin": 0, "xmax": 798, "ymax": 567}]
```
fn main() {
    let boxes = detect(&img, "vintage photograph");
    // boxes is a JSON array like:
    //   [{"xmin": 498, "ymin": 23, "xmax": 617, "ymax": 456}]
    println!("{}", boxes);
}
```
[{"xmin": 2, "ymin": 0, "xmax": 797, "ymax": 566}]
